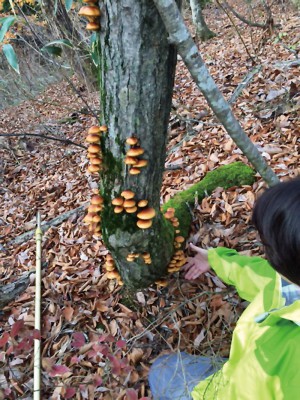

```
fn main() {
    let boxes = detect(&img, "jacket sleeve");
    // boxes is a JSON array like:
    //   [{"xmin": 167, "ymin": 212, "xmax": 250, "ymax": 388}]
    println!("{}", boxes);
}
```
[{"xmin": 208, "ymin": 247, "xmax": 278, "ymax": 302}]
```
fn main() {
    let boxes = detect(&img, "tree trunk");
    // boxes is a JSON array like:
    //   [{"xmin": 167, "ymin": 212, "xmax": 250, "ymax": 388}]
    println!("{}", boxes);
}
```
[
  {"xmin": 190, "ymin": 0, "xmax": 216, "ymax": 41},
  {"xmin": 97, "ymin": 1, "xmax": 178, "ymax": 289}
]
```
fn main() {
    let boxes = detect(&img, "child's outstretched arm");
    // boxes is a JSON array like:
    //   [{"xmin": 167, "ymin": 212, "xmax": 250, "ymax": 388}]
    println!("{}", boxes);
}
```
[{"xmin": 183, "ymin": 244, "xmax": 279, "ymax": 302}]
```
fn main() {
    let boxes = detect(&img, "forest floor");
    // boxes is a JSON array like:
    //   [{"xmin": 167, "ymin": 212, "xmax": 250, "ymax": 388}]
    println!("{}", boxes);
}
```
[{"xmin": 0, "ymin": 1, "xmax": 299, "ymax": 399}]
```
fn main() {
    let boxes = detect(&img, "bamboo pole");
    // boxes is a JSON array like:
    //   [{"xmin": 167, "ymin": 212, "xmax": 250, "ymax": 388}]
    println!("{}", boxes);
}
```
[{"xmin": 33, "ymin": 212, "xmax": 42, "ymax": 400}]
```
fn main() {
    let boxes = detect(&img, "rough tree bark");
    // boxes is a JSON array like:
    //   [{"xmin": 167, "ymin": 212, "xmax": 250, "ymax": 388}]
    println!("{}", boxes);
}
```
[
  {"xmin": 190, "ymin": 0, "xmax": 216, "ymax": 41},
  {"xmin": 97, "ymin": 1, "xmax": 178, "ymax": 289}
]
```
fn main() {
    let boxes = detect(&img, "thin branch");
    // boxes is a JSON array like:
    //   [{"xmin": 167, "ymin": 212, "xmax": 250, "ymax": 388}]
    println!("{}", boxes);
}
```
[
  {"xmin": 0, "ymin": 133, "xmax": 86, "ymax": 149},
  {"xmin": 222, "ymin": 0, "xmax": 273, "ymax": 28},
  {"xmin": 216, "ymin": 0, "xmax": 257, "ymax": 64}
]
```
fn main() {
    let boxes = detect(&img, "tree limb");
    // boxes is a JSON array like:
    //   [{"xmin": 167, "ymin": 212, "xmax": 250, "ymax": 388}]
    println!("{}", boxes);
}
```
[
  {"xmin": 221, "ymin": 0, "xmax": 273, "ymax": 28},
  {"xmin": 0, "ymin": 133, "xmax": 86, "ymax": 149},
  {"xmin": 153, "ymin": 0, "xmax": 279, "ymax": 187},
  {"xmin": 7, "ymin": 203, "xmax": 88, "ymax": 247},
  {"xmin": 0, "ymin": 271, "xmax": 34, "ymax": 310}
]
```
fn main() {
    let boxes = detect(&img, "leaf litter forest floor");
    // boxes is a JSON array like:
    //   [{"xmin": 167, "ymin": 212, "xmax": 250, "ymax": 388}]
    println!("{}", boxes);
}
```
[{"xmin": 0, "ymin": 2, "xmax": 299, "ymax": 399}]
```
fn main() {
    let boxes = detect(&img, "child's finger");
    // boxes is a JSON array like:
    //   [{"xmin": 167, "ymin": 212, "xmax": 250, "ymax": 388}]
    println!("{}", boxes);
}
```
[{"xmin": 189, "ymin": 243, "xmax": 204, "ymax": 253}]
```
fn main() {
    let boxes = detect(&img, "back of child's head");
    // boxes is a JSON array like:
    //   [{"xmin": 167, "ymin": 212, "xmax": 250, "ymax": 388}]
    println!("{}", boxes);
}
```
[{"xmin": 252, "ymin": 177, "xmax": 300, "ymax": 285}]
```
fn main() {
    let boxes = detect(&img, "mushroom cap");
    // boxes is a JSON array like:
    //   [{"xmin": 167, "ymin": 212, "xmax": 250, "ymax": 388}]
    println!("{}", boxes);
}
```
[
  {"xmin": 125, "ymin": 206, "xmax": 137, "ymax": 214},
  {"xmin": 87, "ymin": 153, "xmax": 97, "ymax": 159},
  {"xmin": 86, "ymin": 134, "xmax": 100, "ymax": 143},
  {"xmin": 88, "ymin": 204, "xmax": 102, "ymax": 213},
  {"xmin": 137, "ymin": 207, "xmax": 156, "ymax": 220},
  {"xmin": 90, "ymin": 157, "xmax": 103, "ymax": 165},
  {"xmin": 121, "ymin": 190, "xmax": 135, "ymax": 199},
  {"xmin": 78, "ymin": 5, "xmax": 101, "ymax": 17},
  {"xmin": 135, "ymin": 159, "xmax": 148, "ymax": 168},
  {"xmin": 137, "ymin": 219, "xmax": 152, "ymax": 229},
  {"xmin": 88, "ymin": 144, "xmax": 101, "ymax": 154},
  {"xmin": 91, "ymin": 195, "xmax": 104, "ymax": 205},
  {"xmin": 155, "ymin": 279, "xmax": 168, "ymax": 287},
  {"xmin": 105, "ymin": 259, "xmax": 115, "ymax": 267},
  {"xmin": 88, "ymin": 126, "xmax": 101, "ymax": 135},
  {"xmin": 123, "ymin": 199, "xmax": 136, "ymax": 208},
  {"xmin": 114, "ymin": 206, "xmax": 124, "ymax": 214},
  {"xmin": 167, "ymin": 207, "xmax": 176, "ymax": 213},
  {"xmin": 86, "ymin": 22, "xmax": 100, "ymax": 31},
  {"xmin": 112, "ymin": 197, "xmax": 124, "ymax": 206},
  {"xmin": 106, "ymin": 270, "xmax": 120, "ymax": 280},
  {"xmin": 129, "ymin": 168, "xmax": 141, "ymax": 175},
  {"xmin": 126, "ymin": 147, "xmax": 144, "ymax": 157},
  {"xmin": 137, "ymin": 199, "xmax": 148, "ymax": 208},
  {"xmin": 172, "ymin": 221, "xmax": 180, "ymax": 227},
  {"xmin": 164, "ymin": 211, "xmax": 174, "ymax": 219},
  {"xmin": 88, "ymin": 164, "xmax": 101, "ymax": 173},
  {"xmin": 126, "ymin": 137, "xmax": 138, "ymax": 146},
  {"xmin": 124, "ymin": 156, "xmax": 138, "ymax": 165},
  {"xmin": 83, "ymin": 212, "xmax": 96, "ymax": 223},
  {"xmin": 105, "ymin": 263, "xmax": 116, "ymax": 271},
  {"xmin": 142, "ymin": 252, "xmax": 151, "ymax": 258},
  {"xmin": 106, "ymin": 254, "xmax": 113, "ymax": 260},
  {"xmin": 92, "ymin": 214, "xmax": 101, "ymax": 223},
  {"xmin": 99, "ymin": 125, "xmax": 108, "ymax": 132}
]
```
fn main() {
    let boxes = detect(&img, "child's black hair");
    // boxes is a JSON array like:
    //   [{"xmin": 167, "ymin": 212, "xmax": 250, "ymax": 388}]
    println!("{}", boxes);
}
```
[{"xmin": 252, "ymin": 177, "xmax": 300, "ymax": 285}]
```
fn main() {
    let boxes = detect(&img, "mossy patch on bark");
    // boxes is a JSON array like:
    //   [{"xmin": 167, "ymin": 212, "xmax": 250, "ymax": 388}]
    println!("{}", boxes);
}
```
[{"xmin": 162, "ymin": 162, "xmax": 255, "ymax": 238}]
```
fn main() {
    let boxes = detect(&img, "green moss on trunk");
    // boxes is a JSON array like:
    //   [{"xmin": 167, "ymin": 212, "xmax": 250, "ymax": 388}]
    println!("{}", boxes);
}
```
[{"xmin": 162, "ymin": 162, "xmax": 255, "ymax": 238}]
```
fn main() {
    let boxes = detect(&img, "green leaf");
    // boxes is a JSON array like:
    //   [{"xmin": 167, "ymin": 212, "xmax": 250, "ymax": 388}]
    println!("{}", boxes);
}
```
[
  {"xmin": 2, "ymin": 44, "xmax": 19, "ymax": 74},
  {"xmin": 41, "ymin": 45, "xmax": 62, "ymax": 56},
  {"xmin": 65, "ymin": 0, "xmax": 73, "ymax": 12},
  {"xmin": 43, "ymin": 39, "xmax": 74, "ymax": 48},
  {"xmin": 41, "ymin": 38, "xmax": 74, "ymax": 56},
  {"xmin": 0, "ymin": 16, "xmax": 16, "ymax": 43}
]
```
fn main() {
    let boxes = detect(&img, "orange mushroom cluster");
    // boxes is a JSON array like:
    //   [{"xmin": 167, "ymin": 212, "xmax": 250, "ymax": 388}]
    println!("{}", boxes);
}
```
[
  {"xmin": 111, "ymin": 190, "xmax": 154, "ymax": 229},
  {"xmin": 142, "ymin": 252, "xmax": 152, "ymax": 264},
  {"xmin": 86, "ymin": 125, "xmax": 107, "ymax": 174},
  {"xmin": 126, "ymin": 252, "xmax": 139, "ymax": 262},
  {"xmin": 112, "ymin": 190, "xmax": 136, "ymax": 214},
  {"xmin": 78, "ymin": 1, "xmax": 101, "ymax": 32},
  {"xmin": 164, "ymin": 207, "xmax": 180, "ymax": 229},
  {"xmin": 125, "ymin": 137, "xmax": 148, "ymax": 175},
  {"xmin": 104, "ymin": 254, "xmax": 123, "ymax": 285},
  {"xmin": 83, "ymin": 191, "xmax": 104, "ymax": 236},
  {"xmin": 167, "ymin": 250, "xmax": 186, "ymax": 273},
  {"xmin": 126, "ymin": 251, "xmax": 152, "ymax": 264}
]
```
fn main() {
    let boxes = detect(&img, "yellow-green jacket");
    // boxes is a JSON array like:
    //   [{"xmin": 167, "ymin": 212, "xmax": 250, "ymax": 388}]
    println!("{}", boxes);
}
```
[{"xmin": 192, "ymin": 247, "xmax": 300, "ymax": 400}]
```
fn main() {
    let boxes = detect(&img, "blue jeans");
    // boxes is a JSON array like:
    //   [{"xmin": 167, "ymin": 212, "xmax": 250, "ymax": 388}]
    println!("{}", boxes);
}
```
[{"xmin": 148, "ymin": 352, "xmax": 225, "ymax": 400}]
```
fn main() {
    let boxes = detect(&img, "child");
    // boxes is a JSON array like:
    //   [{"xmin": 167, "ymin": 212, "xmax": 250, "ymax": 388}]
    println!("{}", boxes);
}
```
[{"xmin": 149, "ymin": 177, "xmax": 300, "ymax": 399}]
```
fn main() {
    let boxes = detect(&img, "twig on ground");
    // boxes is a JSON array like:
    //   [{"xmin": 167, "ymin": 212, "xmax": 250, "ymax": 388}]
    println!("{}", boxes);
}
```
[{"xmin": 228, "ymin": 65, "xmax": 262, "ymax": 105}]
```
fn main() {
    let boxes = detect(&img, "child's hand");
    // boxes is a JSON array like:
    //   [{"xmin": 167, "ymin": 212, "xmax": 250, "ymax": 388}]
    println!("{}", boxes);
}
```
[{"xmin": 182, "ymin": 243, "xmax": 211, "ymax": 280}]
